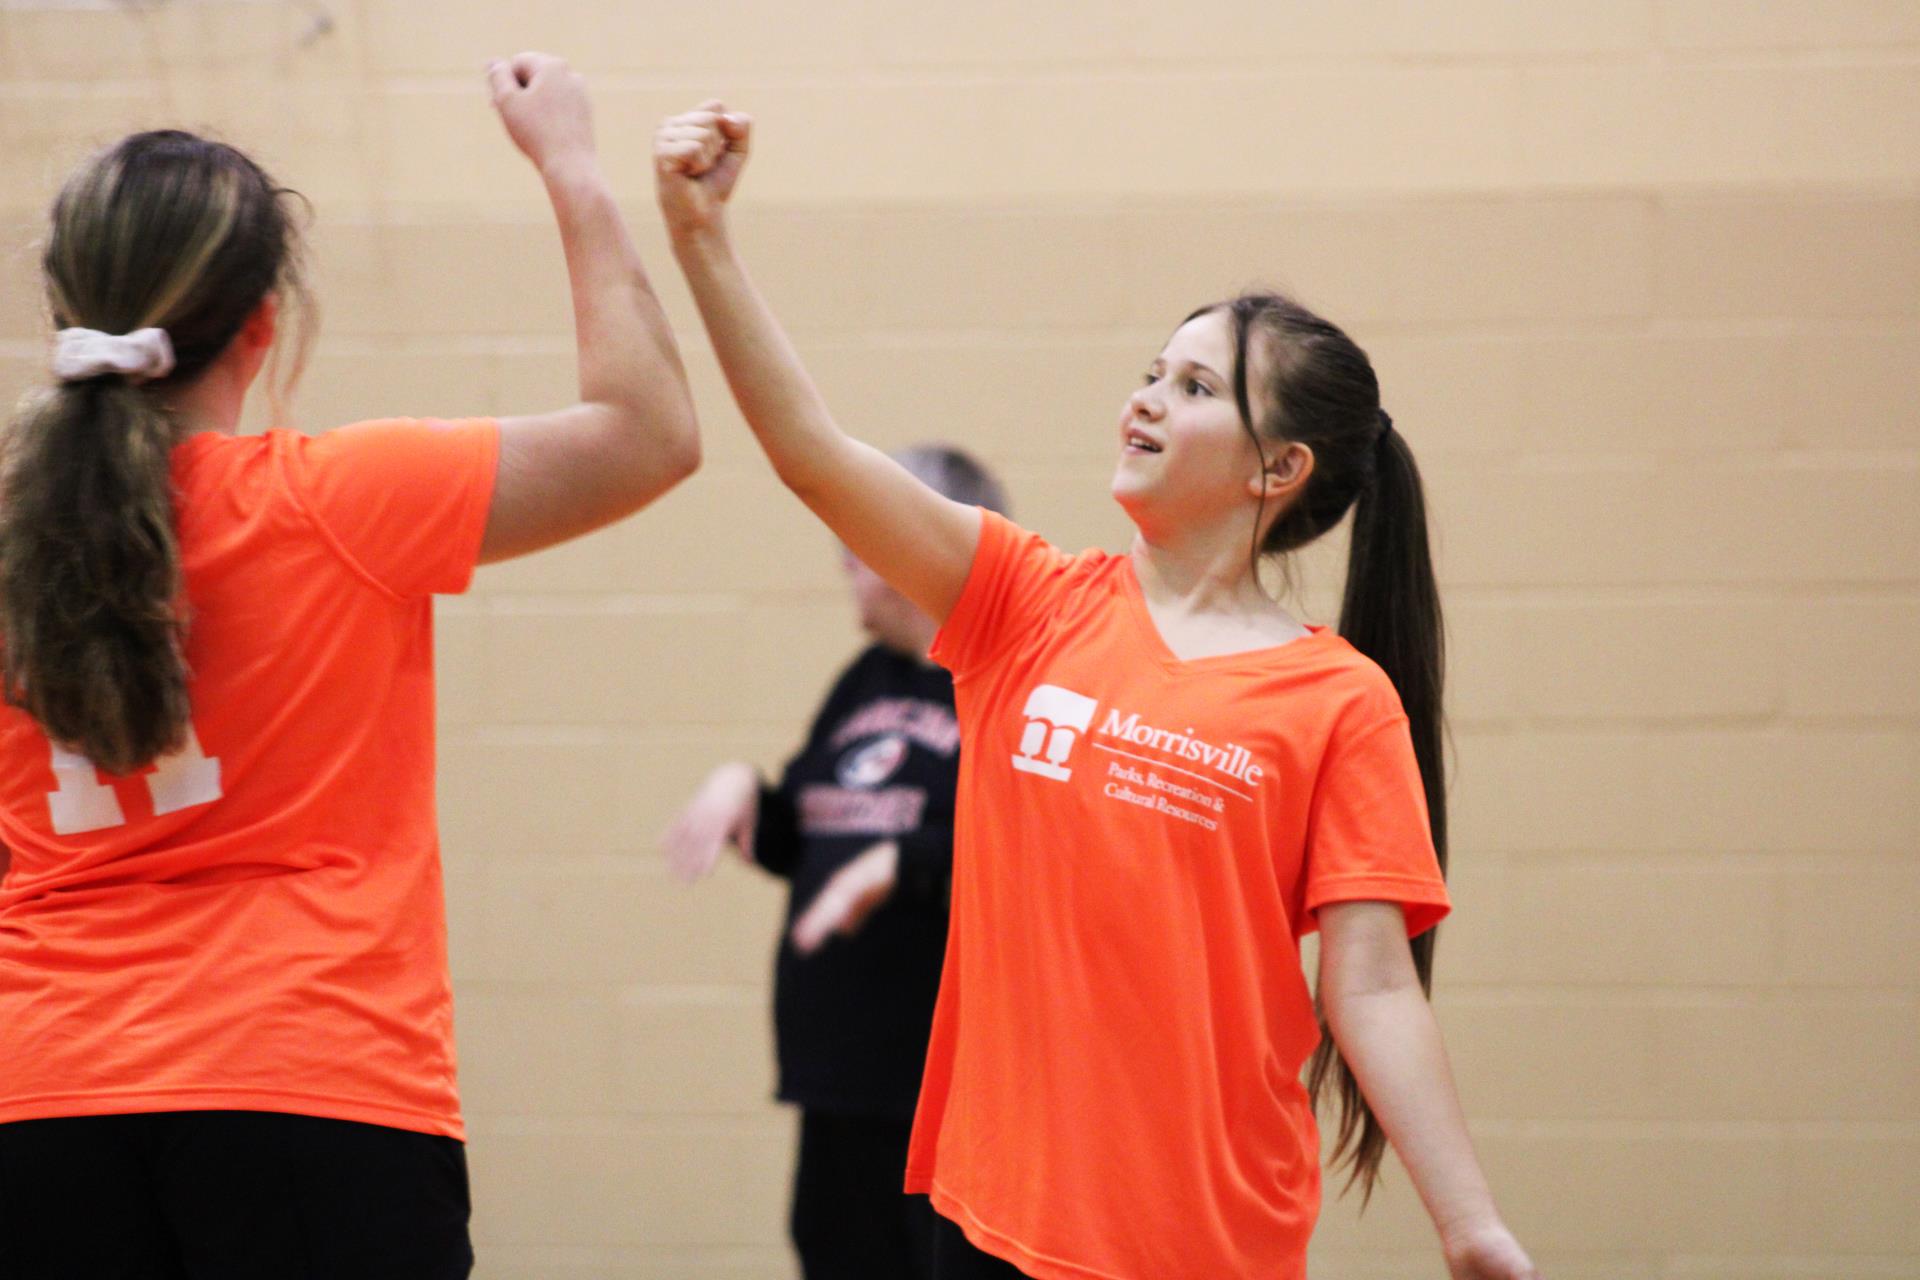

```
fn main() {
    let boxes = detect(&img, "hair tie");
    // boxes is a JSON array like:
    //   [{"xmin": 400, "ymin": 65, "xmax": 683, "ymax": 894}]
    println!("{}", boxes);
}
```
[
  {"xmin": 51, "ymin": 327, "xmax": 175, "ymax": 384},
  {"xmin": 1376, "ymin": 409, "xmax": 1395, "ymax": 443}
]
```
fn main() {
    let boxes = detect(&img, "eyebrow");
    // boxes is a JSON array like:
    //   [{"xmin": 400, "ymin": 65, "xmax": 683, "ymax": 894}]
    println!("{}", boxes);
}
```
[{"xmin": 1151, "ymin": 357, "xmax": 1226, "ymax": 382}]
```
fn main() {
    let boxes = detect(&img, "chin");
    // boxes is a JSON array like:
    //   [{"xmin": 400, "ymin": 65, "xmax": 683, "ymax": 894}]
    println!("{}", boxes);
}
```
[{"xmin": 1110, "ymin": 467, "xmax": 1151, "ymax": 511}]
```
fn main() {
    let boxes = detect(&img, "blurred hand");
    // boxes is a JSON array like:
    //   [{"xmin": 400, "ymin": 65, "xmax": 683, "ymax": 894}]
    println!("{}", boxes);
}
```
[
  {"xmin": 487, "ymin": 52, "xmax": 596, "ymax": 174},
  {"xmin": 790, "ymin": 840, "xmax": 898, "ymax": 955},
  {"xmin": 661, "ymin": 762, "xmax": 759, "ymax": 883},
  {"xmin": 1444, "ymin": 1221, "xmax": 1539, "ymax": 1280},
  {"xmin": 654, "ymin": 100, "xmax": 752, "ymax": 238}
]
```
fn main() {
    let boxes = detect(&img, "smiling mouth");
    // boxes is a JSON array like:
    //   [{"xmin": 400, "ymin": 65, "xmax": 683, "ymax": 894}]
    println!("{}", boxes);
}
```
[{"xmin": 1124, "ymin": 429, "xmax": 1163, "ymax": 454}]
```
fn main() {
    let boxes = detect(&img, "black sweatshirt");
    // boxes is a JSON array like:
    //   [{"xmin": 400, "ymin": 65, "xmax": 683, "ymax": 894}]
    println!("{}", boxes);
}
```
[{"xmin": 752, "ymin": 644, "xmax": 959, "ymax": 1120}]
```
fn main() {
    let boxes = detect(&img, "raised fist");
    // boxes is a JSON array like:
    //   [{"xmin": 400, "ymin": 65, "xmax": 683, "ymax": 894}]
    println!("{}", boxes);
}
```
[
  {"xmin": 486, "ymin": 52, "xmax": 596, "ymax": 174},
  {"xmin": 655, "ymin": 100, "xmax": 752, "ymax": 237}
]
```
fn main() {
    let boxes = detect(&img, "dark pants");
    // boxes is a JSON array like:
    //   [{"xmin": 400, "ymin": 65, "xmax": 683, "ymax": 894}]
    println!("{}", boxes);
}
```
[
  {"xmin": 0, "ymin": 1110, "xmax": 473, "ymax": 1280},
  {"xmin": 930, "ymin": 1206, "xmax": 1035, "ymax": 1279},
  {"xmin": 791, "ymin": 1109, "xmax": 938, "ymax": 1279}
]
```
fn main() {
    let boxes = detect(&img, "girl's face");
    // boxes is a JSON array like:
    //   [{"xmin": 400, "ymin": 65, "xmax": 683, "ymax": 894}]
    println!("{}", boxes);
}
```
[{"xmin": 1110, "ymin": 309, "xmax": 1269, "ymax": 533}]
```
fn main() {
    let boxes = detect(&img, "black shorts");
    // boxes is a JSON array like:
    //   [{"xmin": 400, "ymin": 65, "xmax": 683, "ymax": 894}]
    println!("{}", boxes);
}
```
[
  {"xmin": 790, "ymin": 1109, "xmax": 937, "ymax": 1279},
  {"xmin": 0, "ymin": 1110, "xmax": 473, "ymax": 1280}
]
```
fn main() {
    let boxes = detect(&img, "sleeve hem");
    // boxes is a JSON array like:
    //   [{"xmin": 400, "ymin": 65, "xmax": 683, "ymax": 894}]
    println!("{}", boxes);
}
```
[
  {"xmin": 1304, "ymin": 873, "xmax": 1452, "ymax": 939},
  {"xmin": 442, "ymin": 418, "xmax": 502, "ymax": 595},
  {"xmin": 927, "ymin": 506, "xmax": 998, "ymax": 679},
  {"xmin": 931, "ymin": 508, "xmax": 1050, "ymax": 684}
]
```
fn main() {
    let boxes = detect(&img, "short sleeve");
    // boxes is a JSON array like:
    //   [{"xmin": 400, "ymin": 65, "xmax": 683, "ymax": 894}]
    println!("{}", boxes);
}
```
[
  {"xmin": 930, "ymin": 510, "xmax": 1076, "ymax": 680},
  {"xmin": 282, "ymin": 418, "xmax": 501, "ymax": 598},
  {"xmin": 1302, "ymin": 710, "xmax": 1451, "ymax": 939}
]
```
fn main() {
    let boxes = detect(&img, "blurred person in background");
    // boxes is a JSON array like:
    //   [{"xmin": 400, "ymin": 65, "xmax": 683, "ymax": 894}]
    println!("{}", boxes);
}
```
[
  {"xmin": 0, "ymin": 53, "xmax": 698, "ymax": 1280},
  {"xmin": 665, "ymin": 445, "xmax": 1010, "ymax": 1280}
]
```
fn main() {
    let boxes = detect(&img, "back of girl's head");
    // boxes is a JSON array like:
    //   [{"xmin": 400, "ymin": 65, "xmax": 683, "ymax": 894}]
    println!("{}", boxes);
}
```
[
  {"xmin": 1197, "ymin": 290, "xmax": 1446, "ymax": 1203},
  {"xmin": 1, "ymin": 130, "xmax": 305, "ymax": 775},
  {"xmin": 892, "ymin": 443, "xmax": 1011, "ymax": 517}
]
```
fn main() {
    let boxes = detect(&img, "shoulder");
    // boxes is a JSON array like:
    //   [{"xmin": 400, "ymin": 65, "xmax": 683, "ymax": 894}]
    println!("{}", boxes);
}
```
[
  {"xmin": 169, "ymin": 429, "xmax": 287, "ymax": 513},
  {"xmin": 1297, "ymin": 633, "xmax": 1410, "ymax": 729}
]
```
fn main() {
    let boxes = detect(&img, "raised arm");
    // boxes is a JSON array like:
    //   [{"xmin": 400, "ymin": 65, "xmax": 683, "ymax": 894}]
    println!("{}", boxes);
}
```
[
  {"xmin": 654, "ymin": 103, "xmax": 978, "ymax": 624},
  {"xmin": 478, "ymin": 54, "xmax": 700, "ymax": 564},
  {"xmin": 1317, "ymin": 901, "xmax": 1539, "ymax": 1280}
]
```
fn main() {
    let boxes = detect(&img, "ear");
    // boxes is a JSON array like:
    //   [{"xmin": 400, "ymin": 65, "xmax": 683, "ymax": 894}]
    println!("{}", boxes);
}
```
[
  {"xmin": 239, "ymin": 294, "xmax": 278, "ymax": 355},
  {"xmin": 1248, "ymin": 440, "xmax": 1314, "ymax": 502}
]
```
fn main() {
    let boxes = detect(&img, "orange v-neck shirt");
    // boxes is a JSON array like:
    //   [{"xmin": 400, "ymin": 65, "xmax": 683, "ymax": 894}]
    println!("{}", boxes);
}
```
[
  {"xmin": 0, "ymin": 418, "xmax": 498, "ymax": 1139},
  {"xmin": 906, "ymin": 511, "xmax": 1449, "ymax": 1280}
]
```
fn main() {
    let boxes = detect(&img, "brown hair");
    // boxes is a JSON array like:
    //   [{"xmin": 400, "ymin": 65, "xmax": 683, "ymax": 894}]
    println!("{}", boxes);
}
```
[
  {"xmin": 0, "ymin": 130, "xmax": 309, "ymax": 773},
  {"xmin": 1193, "ymin": 292, "xmax": 1447, "ymax": 1203}
]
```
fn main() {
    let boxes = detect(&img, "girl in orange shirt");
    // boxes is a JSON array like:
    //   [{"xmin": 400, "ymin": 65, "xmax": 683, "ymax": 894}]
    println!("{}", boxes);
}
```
[
  {"xmin": 0, "ymin": 54, "xmax": 698, "ymax": 1280},
  {"xmin": 652, "ymin": 104, "xmax": 1539, "ymax": 1280}
]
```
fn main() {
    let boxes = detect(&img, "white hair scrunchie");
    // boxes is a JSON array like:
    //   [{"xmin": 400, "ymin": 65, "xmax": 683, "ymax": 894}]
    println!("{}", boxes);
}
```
[{"xmin": 51, "ymin": 327, "xmax": 176, "ymax": 384}]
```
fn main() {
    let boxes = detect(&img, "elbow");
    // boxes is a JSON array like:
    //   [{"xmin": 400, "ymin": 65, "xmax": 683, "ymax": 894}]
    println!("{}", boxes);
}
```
[
  {"xmin": 664, "ymin": 417, "xmax": 701, "ymax": 484},
  {"xmin": 768, "ymin": 435, "xmax": 835, "ymax": 503},
  {"xmin": 774, "ymin": 456, "xmax": 817, "ymax": 502},
  {"xmin": 645, "ymin": 392, "xmax": 701, "ymax": 487},
  {"xmin": 597, "ymin": 398, "xmax": 701, "ymax": 494}
]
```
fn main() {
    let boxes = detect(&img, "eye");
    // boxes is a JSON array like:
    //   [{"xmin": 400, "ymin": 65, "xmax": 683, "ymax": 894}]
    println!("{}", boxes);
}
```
[
  {"xmin": 1184, "ymin": 377, "xmax": 1213, "ymax": 397},
  {"xmin": 1141, "ymin": 371, "xmax": 1161, "ymax": 386}
]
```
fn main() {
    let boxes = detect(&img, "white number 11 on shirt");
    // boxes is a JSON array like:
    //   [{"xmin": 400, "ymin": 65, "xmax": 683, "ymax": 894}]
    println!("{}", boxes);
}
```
[{"xmin": 47, "ymin": 724, "xmax": 223, "ymax": 835}]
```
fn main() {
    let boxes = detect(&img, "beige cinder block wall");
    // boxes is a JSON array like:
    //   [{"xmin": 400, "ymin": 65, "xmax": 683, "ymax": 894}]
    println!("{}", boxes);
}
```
[{"xmin": 3, "ymin": 2, "xmax": 1917, "ymax": 1276}]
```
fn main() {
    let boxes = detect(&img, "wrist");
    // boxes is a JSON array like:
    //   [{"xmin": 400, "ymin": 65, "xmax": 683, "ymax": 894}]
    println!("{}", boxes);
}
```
[
  {"xmin": 668, "ymin": 217, "xmax": 733, "ymax": 259},
  {"xmin": 1437, "ymin": 1206, "xmax": 1507, "ymax": 1251},
  {"xmin": 539, "ymin": 151, "xmax": 605, "ymax": 191}
]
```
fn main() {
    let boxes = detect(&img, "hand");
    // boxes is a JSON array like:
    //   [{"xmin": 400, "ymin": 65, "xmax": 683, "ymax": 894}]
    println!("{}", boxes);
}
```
[
  {"xmin": 790, "ymin": 840, "xmax": 898, "ymax": 955},
  {"xmin": 661, "ymin": 762, "xmax": 759, "ymax": 883},
  {"xmin": 487, "ymin": 52, "xmax": 596, "ymax": 176},
  {"xmin": 1444, "ymin": 1220, "xmax": 1539, "ymax": 1280},
  {"xmin": 654, "ymin": 100, "xmax": 752, "ymax": 239}
]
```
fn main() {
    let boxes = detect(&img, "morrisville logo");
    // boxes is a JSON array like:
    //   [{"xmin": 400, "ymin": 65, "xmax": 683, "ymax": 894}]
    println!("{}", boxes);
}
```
[{"xmin": 1097, "ymin": 710, "xmax": 1264, "ymax": 787}]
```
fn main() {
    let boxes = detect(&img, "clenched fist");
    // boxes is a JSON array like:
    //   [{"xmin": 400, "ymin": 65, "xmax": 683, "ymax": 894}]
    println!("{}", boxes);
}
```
[
  {"xmin": 486, "ymin": 52, "xmax": 597, "ymax": 176},
  {"xmin": 655, "ymin": 100, "xmax": 752, "ymax": 238}
]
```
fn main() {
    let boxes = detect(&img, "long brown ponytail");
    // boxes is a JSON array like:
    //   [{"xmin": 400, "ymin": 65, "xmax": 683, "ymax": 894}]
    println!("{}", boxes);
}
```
[{"xmin": 1, "ymin": 131, "xmax": 304, "ymax": 774}]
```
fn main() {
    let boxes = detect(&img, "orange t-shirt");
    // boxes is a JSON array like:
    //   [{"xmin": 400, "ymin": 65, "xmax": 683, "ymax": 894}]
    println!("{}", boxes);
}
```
[
  {"xmin": 905, "ymin": 511, "xmax": 1450, "ymax": 1280},
  {"xmin": 0, "ymin": 418, "xmax": 499, "ymax": 1140}
]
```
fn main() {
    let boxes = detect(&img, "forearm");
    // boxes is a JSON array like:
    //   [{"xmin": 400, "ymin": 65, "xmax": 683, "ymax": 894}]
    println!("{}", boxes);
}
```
[
  {"xmin": 652, "ymin": 105, "xmax": 978, "ymax": 619},
  {"xmin": 668, "ymin": 223, "xmax": 856, "ymax": 496},
  {"xmin": 543, "ymin": 157, "xmax": 696, "ymax": 463},
  {"xmin": 1325, "ymin": 980, "xmax": 1500, "ymax": 1243}
]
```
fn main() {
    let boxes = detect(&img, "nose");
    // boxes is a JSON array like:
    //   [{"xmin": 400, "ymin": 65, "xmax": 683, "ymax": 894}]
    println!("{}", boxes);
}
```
[{"xmin": 1127, "ymin": 383, "xmax": 1163, "ymax": 421}]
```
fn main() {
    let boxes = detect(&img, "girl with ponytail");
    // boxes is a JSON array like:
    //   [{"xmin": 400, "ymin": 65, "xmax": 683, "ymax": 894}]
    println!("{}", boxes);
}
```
[
  {"xmin": 0, "ymin": 54, "xmax": 700, "ymax": 1279},
  {"xmin": 654, "ymin": 105, "xmax": 1535, "ymax": 1280}
]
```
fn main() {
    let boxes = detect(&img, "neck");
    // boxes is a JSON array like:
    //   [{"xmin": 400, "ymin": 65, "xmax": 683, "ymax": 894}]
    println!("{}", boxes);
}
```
[
  {"xmin": 158, "ymin": 359, "xmax": 250, "ymax": 437},
  {"xmin": 1126, "ymin": 511, "xmax": 1272, "ymax": 617}
]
